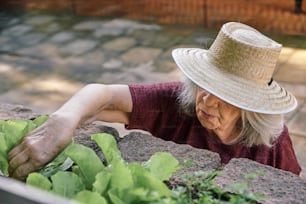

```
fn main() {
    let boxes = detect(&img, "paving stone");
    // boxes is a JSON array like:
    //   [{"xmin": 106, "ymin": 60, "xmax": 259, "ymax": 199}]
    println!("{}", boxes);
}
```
[
  {"xmin": 102, "ymin": 59, "xmax": 123, "ymax": 69},
  {"xmin": 97, "ymin": 71, "xmax": 141, "ymax": 84},
  {"xmin": 73, "ymin": 20, "xmax": 105, "ymax": 30},
  {"xmin": 1, "ymin": 24, "xmax": 33, "ymax": 37},
  {"xmin": 120, "ymin": 47, "xmax": 162, "ymax": 63},
  {"xmin": 44, "ymin": 22, "xmax": 61, "ymax": 33},
  {"xmin": 25, "ymin": 15, "xmax": 54, "ymax": 25},
  {"xmin": 93, "ymin": 27, "xmax": 124, "ymax": 38},
  {"xmin": 17, "ymin": 33, "xmax": 45, "ymax": 46},
  {"xmin": 81, "ymin": 51, "xmax": 106, "ymax": 65},
  {"xmin": 102, "ymin": 19, "xmax": 160, "ymax": 31},
  {"xmin": 18, "ymin": 43, "xmax": 59, "ymax": 59},
  {"xmin": 49, "ymin": 31, "xmax": 75, "ymax": 43},
  {"xmin": 154, "ymin": 59, "xmax": 177, "ymax": 73},
  {"xmin": 139, "ymin": 33, "xmax": 183, "ymax": 48},
  {"xmin": 102, "ymin": 37, "xmax": 136, "ymax": 51},
  {"xmin": 59, "ymin": 39, "xmax": 97, "ymax": 56},
  {"xmin": 59, "ymin": 50, "xmax": 105, "ymax": 67},
  {"xmin": 55, "ymin": 64, "xmax": 105, "ymax": 83}
]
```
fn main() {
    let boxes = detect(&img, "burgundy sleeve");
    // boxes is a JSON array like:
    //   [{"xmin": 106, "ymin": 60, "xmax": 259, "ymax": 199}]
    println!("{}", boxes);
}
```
[
  {"xmin": 271, "ymin": 126, "xmax": 302, "ymax": 175},
  {"xmin": 126, "ymin": 82, "xmax": 182, "ymax": 135}
]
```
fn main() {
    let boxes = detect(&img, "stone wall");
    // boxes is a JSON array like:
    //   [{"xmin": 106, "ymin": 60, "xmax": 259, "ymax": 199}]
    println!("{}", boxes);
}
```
[
  {"xmin": 1, "ymin": 103, "xmax": 306, "ymax": 203},
  {"xmin": 1, "ymin": 0, "xmax": 306, "ymax": 35}
]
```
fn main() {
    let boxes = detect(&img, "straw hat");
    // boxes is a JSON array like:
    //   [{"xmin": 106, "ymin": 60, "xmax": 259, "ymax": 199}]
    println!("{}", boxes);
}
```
[{"xmin": 172, "ymin": 22, "xmax": 297, "ymax": 114}]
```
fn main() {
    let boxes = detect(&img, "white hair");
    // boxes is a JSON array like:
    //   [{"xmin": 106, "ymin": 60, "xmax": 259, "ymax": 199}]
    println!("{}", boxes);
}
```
[{"xmin": 177, "ymin": 77, "xmax": 284, "ymax": 147}]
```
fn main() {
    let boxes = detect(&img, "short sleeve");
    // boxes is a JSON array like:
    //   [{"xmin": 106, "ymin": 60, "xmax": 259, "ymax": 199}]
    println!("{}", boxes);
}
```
[{"xmin": 126, "ymin": 82, "xmax": 182, "ymax": 135}]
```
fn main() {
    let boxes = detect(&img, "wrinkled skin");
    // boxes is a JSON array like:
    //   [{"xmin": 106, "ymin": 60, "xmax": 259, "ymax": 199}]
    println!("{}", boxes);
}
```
[
  {"xmin": 195, "ymin": 87, "xmax": 241, "ymax": 144},
  {"xmin": 8, "ymin": 115, "xmax": 75, "ymax": 180},
  {"xmin": 7, "ymin": 84, "xmax": 132, "ymax": 180}
]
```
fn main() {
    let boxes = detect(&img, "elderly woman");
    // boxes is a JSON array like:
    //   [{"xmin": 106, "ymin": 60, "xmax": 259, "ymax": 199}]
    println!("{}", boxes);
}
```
[{"xmin": 8, "ymin": 22, "xmax": 301, "ymax": 180}]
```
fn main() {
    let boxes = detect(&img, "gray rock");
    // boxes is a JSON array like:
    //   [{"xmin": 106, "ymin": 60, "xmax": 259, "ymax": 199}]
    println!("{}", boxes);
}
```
[
  {"xmin": 117, "ymin": 132, "xmax": 221, "ymax": 178},
  {"xmin": 213, "ymin": 158, "xmax": 306, "ymax": 204},
  {"xmin": 102, "ymin": 37, "xmax": 136, "ymax": 51},
  {"xmin": 0, "ymin": 103, "xmax": 38, "ymax": 120}
]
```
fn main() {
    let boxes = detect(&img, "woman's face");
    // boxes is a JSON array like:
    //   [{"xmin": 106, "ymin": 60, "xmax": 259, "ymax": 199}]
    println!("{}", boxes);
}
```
[{"xmin": 195, "ymin": 86, "xmax": 241, "ymax": 143}]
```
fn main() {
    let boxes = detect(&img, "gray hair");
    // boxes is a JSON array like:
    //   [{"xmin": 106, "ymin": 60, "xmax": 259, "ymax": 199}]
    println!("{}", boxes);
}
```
[{"xmin": 177, "ymin": 77, "xmax": 284, "ymax": 147}]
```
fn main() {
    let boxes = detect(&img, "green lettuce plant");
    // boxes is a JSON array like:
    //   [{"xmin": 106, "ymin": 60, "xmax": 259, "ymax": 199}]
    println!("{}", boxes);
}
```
[{"xmin": 0, "ymin": 117, "xmax": 262, "ymax": 203}]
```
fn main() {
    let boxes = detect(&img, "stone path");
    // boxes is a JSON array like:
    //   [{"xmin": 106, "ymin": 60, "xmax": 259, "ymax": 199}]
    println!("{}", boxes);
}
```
[{"xmin": 0, "ymin": 9, "xmax": 305, "ymax": 176}]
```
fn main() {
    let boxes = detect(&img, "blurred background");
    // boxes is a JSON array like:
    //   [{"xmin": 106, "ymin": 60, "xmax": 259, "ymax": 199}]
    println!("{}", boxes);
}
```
[{"xmin": 0, "ymin": 0, "xmax": 305, "ymax": 176}]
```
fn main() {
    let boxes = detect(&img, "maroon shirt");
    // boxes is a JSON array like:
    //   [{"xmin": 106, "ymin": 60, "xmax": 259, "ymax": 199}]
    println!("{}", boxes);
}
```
[{"xmin": 126, "ymin": 82, "xmax": 302, "ymax": 175}]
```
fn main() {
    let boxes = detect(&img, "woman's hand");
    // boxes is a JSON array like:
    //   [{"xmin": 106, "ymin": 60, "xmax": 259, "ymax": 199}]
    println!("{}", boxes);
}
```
[
  {"xmin": 7, "ymin": 84, "xmax": 132, "ymax": 180},
  {"xmin": 8, "ymin": 114, "xmax": 76, "ymax": 180}
]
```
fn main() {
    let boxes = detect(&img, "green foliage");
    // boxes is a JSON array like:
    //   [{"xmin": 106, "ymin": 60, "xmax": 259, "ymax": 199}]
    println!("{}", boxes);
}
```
[
  {"xmin": 143, "ymin": 152, "xmax": 180, "ymax": 181},
  {"xmin": 51, "ymin": 171, "xmax": 85, "ymax": 198},
  {"xmin": 65, "ymin": 143, "xmax": 104, "ymax": 189},
  {"xmin": 0, "ymin": 116, "xmax": 48, "ymax": 176},
  {"xmin": 170, "ymin": 170, "xmax": 263, "ymax": 204},
  {"xmin": 24, "ymin": 133, "xmax": 181, "ymax": 204},
  {"xmin": 26, "ymin": 172, "xmax": 52, "ymax": 191},
  {"xmin": 0, "ymin": 118, "xmax": 263, "ymax": 204},
  {"xmin": 74, "ymin": 190, "xmax": 107, "ymax": 204}
]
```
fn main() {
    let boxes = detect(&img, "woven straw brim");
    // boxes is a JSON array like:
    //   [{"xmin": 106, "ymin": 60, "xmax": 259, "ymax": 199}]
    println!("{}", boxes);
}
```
[{"xmin": 172, "ymin": 48, "xmax": 297, "ymax": 114}]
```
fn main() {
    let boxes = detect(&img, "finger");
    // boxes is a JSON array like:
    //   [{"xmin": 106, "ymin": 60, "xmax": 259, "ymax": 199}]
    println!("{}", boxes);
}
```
[
  {"xmin": 8, "ymin": 143, "xmax": 25, "ymax": 161},
  {"xmin": 11, "ymin": 162, "xmax": 37, "ymax": 181},
  {"xmin": 8, "ymin": 150, "xmax": 29, "ymax": 175}
]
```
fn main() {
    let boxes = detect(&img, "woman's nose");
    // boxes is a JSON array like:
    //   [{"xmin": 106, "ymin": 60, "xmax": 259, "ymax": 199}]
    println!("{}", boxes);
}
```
[{"xmin": 203, "ymin": 93, "xmax": 219, "ymax": 107}]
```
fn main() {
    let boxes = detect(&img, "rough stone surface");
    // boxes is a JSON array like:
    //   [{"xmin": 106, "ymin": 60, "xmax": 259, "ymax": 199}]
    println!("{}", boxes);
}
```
[
  {"xmin": 117, "ymin": 132, "xmax": 222, "ymax": 178},
  {"xmin": 0, "ymin": 103, "xmax": 38, "ymax": 120},
  {"xmin": 73, "ymin": 122, "xmax": 221, "ymax": 178},
  {"xmin": 213, "ymin": 158, "xmax": 306, "ymax": 204}
]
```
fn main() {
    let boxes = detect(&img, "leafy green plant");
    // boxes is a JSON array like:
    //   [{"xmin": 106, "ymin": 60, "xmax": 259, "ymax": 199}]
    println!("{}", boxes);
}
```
[
  {"xmin": 34, "ymin": 133, "xmax": 181, "ymax": 204},
  {"xmin": 0, "ymin": 116, "xmax": 49, "ymax": 176},
  {"xmin": 170, "ymin": 170, "xmax": 262, "ymax": 204},
  {"xmin": 0, "ymin": 117, "xmax": 262, "ymax": 203}
]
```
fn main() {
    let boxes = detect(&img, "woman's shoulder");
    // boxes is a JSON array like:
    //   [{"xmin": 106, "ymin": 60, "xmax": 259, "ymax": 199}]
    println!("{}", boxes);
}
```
[{"xmin": 128, "ymin": 82, "xmax": 183, "ymax": 99}]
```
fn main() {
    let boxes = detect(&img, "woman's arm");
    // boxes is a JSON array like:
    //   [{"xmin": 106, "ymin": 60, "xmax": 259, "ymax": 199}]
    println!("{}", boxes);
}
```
[{"xmin": 8, "ymin": 83, "xmax": 132, "ymax": 180}]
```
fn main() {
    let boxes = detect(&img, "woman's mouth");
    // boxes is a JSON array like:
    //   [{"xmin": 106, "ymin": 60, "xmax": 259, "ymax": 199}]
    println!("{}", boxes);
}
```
[{"xmin": 200, "ymin": 110, "xmax": 214, "ymax": 120}]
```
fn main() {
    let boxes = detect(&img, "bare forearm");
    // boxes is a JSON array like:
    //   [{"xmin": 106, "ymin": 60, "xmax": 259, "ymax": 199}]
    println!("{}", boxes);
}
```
[
  {"xmin": 52, "ymin": 84, "xmax": 112, "ymax": 126},
  {"xmin": 51, "ymin": 83, "xmax": 131, "ymax": 128}
]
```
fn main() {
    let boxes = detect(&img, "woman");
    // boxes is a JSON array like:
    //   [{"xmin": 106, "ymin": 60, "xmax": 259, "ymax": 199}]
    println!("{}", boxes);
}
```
[{"xmin": 8, "ymin": 22, "xmax": 301, "ymax": 180}]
